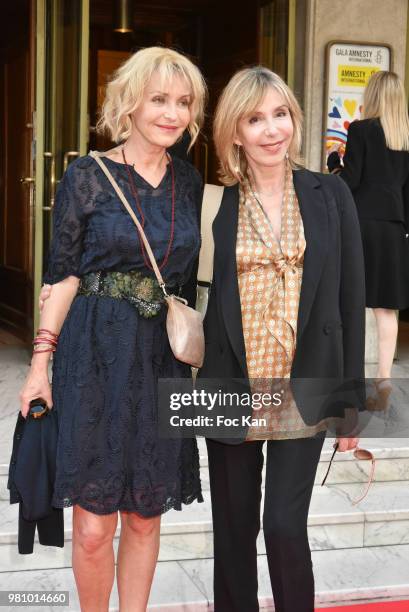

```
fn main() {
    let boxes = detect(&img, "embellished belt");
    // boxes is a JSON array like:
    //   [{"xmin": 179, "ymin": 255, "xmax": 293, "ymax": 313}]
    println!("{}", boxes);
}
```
[{"xmin": 78, "ymin": 270, "xmax": 181, "ymax": 318}]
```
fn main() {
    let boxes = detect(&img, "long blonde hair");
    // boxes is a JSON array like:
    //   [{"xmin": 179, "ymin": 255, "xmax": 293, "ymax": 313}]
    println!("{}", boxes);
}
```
[
  {"xmin": 363, "ymin": 71, "xmax": 409, "ymax": 151},
  {"xmin": 213, "ymin": 66, "xmax": 303, "ymax": 186},
  {"xmin": 98, "ymin": 46, "xmax": 207, "ymax": 148}
]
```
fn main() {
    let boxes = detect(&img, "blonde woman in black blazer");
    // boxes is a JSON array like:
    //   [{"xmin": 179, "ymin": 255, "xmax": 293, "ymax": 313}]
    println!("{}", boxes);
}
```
[
  {"xmin": 200, "ymin": 67, "xmax": 365, "ymax": 612},
  {"xmin": 328, "ymin": 71, "xmax": 409, "ymax": 393}
]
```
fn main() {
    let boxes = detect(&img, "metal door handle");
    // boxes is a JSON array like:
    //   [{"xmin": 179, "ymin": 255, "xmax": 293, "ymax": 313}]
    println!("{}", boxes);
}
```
[
  {"xmin": 63, "ymin": 151, "xmax": 80, "ymax": 172},
  {"xmin": 43, "ymin": 151, "xmax": 56, "ymax": 210},
  {"xmin": 20, "ymin": 177, "xmax": 35, "ymax": 184}
]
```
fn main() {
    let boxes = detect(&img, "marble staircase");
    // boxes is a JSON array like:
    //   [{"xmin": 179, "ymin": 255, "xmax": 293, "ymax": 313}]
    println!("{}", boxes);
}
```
[
  {"xmin": 1, "ymin": 438, "xmax": 409, "ymax": 610},
  {"xmin": 1, "ymin": 346, "xmax": 409, "ymax": 609}
]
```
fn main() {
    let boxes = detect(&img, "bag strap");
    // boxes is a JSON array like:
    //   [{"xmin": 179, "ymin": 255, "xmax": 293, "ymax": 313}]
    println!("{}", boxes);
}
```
[
  {"xmin": 89, "ymin": 150, "xmax": 167, "ymax": 294},
  {"xmin": 197, "ymin": 183, "xmax": 224, "ymax": 285}
]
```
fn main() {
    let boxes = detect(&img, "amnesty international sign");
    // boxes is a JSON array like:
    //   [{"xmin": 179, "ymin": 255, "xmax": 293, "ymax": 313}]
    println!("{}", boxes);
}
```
[
  {"xmin": 338, "ymin": 65, "xmax": 378, "ymax": 87},
  {"xmin": 323, "ymin": 41, "xmax": 391, "ymax": 168}
]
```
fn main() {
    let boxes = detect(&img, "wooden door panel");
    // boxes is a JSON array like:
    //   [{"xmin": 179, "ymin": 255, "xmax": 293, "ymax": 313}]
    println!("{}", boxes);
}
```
[
  {"xmin": 0, "ymin": 0, "xmax": 33, "ymax": 338},
  {"xmin": 95, "ymin": 49, "xmax": 131, "ymax": 151},
  {"xmin": 200, "ymin": 0, "xmax": 259, "ymax": 184}
]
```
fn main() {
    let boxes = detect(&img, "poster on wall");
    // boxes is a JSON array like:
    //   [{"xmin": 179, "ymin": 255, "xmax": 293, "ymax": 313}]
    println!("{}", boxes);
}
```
[{"xmin": 323, "ymin": 41, "xmax": 392, "ymax": 168}]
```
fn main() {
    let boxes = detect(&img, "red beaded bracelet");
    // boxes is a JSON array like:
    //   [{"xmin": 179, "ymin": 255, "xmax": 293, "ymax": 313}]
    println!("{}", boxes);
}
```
[
  {"xmin": 33, "ymin": 338, "xmax": 58, "ymax": 346},
  {"xmin": 37, "ymin": 328, "xmax": 59, "ymax": 338}
]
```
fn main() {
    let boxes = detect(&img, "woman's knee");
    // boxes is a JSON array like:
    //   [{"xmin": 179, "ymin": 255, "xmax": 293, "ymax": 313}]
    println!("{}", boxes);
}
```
[
  {"xmin": 373, "ymin": 307, "xmax": 398, "ymax": 322},
  {"xmin": 263, "ymin": 506, "xmax": 308, "ymax": 541},
  {"xmin": 263, "ymin": 512, "xmax": 310, "ymax": 568},
  {"xmin": 73, "ymin": 506, "xmax": 118, "ymax": 555},
  {"xmin": 120, "ymin": 511, "xmax": 161, "ymax": 538}
]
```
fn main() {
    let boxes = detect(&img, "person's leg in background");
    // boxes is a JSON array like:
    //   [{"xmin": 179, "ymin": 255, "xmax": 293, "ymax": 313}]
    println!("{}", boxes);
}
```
[
  {"xmin": 373, "ymin": 307, "xmax": 398, "ymax": 379},
  {"xmin": 262, "ymin": 433, "xmax": 325, "ymax": 612},
  {"xmin": 206, "ymin": 438, "xmax": 264, "ymax": 612}
]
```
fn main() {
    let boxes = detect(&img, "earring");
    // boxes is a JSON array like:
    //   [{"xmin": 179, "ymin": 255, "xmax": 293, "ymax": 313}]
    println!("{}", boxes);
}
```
[
  {"xmin": 285, "ymin": 151, "xmax": 289, "ymax": 160},
  {"xmin": 234, "ymin": 145, "xmax": 241, "ymax": 174}
]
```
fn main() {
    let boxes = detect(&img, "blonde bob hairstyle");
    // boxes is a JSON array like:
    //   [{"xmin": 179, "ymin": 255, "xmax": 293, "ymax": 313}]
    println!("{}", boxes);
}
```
[
  {"xmin": 98, "ymin": 46, "xmax": 207, "ymax": 149},
  {"xmin": 363, "ymin": 70, "xmax": 409, "ymax": 151},
  {"xmin": 213, "ymin": 66, "xmax": 303, "ymax": 185}
]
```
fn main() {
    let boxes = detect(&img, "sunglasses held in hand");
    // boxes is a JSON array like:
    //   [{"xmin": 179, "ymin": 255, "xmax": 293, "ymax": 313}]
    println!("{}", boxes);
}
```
[{"xmin": 321, "ymin": 442, "xmax": 375, "ymax": 506}]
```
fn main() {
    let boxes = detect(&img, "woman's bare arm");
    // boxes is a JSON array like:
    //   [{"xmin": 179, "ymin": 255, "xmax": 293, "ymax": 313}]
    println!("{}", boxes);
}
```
[{"xmin": 19, "ymin": 276, "xmax": 79, "ymax": 417}]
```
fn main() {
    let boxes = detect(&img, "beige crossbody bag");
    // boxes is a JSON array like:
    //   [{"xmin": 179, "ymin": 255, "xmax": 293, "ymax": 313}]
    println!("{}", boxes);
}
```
[
  {"xmin": 195, "ymin": 184, "xmax": 224, "ymax": 317},
  {"xmin": 89, "ymin": 151, "xmax": 223, "ymax": 368}
]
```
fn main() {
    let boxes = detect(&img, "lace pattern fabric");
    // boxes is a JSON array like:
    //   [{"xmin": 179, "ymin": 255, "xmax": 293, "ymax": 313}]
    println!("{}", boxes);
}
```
[
  {"xmin": 45, "ymin": 154, "xmax": 203, "ymax": 516},
  {"xmin": 43, "ymin": 155, "xmax": 202, "ymax": 287}
]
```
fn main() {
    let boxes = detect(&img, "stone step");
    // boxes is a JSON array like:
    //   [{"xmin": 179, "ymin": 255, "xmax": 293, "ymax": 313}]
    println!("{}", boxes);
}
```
[
  {"xmin": 2, "ymin": 439, "xmax": 409, "ymax": 501},
  {"xmin": 198, "ymin": 443, "xmax": 409, "ymax": 491},
  {"xmin": 1, "ymin": 544, "xmax": 409, "ymax": 611},
  {"xmin": 1, "ymin": 479, "xmax": 409, "ymax": 568},
  {"xmin": 197, "ymin": 436, "xmax": 409, "ymax": 469}
]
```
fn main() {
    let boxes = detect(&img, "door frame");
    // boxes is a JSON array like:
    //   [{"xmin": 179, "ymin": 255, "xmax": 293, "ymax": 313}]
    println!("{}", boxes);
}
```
[{"xmin": 33, "ymin": 0, "xmax": 89, "ymax": 332}]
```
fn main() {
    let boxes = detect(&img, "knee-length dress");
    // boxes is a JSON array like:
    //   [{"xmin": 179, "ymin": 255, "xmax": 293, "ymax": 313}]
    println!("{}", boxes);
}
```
[
  {"xmin": 43, "ymin": 154, "xmax": 203, "ymax": 516},
  {"xmin": 339, "ymin": 118, "xmax": 409, "ymax": 309}
]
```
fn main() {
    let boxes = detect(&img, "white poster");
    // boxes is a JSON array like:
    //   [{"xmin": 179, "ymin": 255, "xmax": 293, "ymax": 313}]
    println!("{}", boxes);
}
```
[{"xmin": 323, "ymin": 42, "xmax": 391, "ymax": 166}]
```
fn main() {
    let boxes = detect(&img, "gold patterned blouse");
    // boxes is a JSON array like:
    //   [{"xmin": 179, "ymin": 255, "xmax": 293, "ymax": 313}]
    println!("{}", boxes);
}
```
[{"xmin": 236, "ymin": 169, "xmax": 327, "ymax": 440}]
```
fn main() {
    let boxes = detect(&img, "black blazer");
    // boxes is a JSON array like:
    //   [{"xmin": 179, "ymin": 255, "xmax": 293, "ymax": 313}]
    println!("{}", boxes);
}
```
[
  {"xmin": 198, "ymin": 169, "xmax": 366, "ymax": 442},
  {"xmin": 340, "ymin": 118, "xmax": 409, "ymax": 227}
]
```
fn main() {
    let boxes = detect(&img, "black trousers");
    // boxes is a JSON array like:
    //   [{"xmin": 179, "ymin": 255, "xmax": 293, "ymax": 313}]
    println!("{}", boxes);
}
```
[{"xmin": 206, "ymin": 433, "xmax": 326, "ymax": 612}]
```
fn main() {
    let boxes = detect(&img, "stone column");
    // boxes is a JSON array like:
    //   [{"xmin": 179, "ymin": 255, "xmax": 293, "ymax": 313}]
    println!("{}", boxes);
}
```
[
  {"xmin": 302, "ymin": 0, "xmax": 408, "ymax": 365},
  {"xmin": 303, "ymin": 0, "xmax": 408, "ymax": 171}
]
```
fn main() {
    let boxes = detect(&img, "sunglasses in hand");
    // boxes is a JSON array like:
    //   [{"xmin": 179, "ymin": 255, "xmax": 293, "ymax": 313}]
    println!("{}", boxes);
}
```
[{"xmin": 321, "ymin": 442, "xmax": 375, "ymax": 506}]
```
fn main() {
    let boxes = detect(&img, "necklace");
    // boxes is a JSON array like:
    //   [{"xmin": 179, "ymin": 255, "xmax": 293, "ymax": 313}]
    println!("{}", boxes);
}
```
[
  {"xmin": 250, "ymin": 165, "xmax": 286, "ymax": 198},
  {"xmin": 252, "ymin": 181, "xmax": 285, "ymax": 199},
  {"xmin": 122, "ymin": 146, "xmax": 175, "ymax": 272},
  {"xmin": 253, "ymin": 189, "xmax": 280, "ymax": 197},
  {"xmin": 247, "ymin": 162, "xmax": 290, "ymax": 245}
]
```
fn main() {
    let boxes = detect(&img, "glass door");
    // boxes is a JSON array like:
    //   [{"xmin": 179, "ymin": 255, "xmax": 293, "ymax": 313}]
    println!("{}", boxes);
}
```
[{"xmin": 33, "ymin": 0, "xmax": 89, "ymax": 329}]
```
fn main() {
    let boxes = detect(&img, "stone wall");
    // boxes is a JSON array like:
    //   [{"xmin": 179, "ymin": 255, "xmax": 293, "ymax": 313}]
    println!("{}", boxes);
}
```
[{"xmin": 303, "ymin": 0, "xmax": 408, "ymax": 170}]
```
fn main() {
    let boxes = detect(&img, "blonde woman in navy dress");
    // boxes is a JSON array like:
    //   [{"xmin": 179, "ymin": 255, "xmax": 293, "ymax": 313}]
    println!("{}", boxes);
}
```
[{"xmin": 19, "ymin": 48, "xmax": 206, "ymax": 612}]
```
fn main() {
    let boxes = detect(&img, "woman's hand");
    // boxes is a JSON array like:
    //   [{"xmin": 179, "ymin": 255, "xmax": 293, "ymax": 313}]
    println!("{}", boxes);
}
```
[
  {"xmin": 327, "ymin": 151, "xmax": 342, "ymax": 173},
  {"xmin": 19, "ymin": 361, "xmax": 53, "ymax": 418},
  {"xmin": 22, "ymin": 276, "xmax": 79, "ymax": 418},
  {"xmin": 39, "ymin": 284, "xmax": 52, "ymax": 311},
  {"xmin": 336, "ymin": 437, "xmax": 359, "ymax": 452},
  {"xmin": 335, "ymin": 407, "xmax": 360, "ymax": 451}
]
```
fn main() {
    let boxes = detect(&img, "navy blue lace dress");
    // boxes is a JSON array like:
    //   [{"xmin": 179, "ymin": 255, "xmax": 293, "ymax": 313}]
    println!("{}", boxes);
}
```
[{"xmin": 43, "ymin": 154, "xmax": 203, "ymax": 516}]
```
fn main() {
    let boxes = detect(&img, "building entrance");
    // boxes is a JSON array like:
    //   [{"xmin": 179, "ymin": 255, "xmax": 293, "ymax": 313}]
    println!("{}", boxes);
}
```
[{"xmin": 0, "ymin": 0, "xmax": 292, "ymax": 340}]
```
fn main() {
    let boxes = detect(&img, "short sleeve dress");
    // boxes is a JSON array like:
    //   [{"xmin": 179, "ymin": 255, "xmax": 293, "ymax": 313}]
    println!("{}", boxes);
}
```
[{"xmin": 44, "ymin": 154, "xmax": 203, "ymax": 516}]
